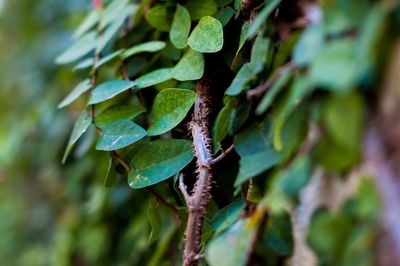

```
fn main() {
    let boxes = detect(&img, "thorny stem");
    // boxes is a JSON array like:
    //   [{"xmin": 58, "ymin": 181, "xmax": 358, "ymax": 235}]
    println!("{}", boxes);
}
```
[{"xmin": 183, "ymin": 79, "xmax": 214, "ymax": 266}]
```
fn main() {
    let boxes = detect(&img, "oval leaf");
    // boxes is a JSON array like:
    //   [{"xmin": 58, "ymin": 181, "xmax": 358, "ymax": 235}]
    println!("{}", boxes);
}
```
[
  {"xmin": 62, "ymin": 109, "xmax": 93, "ymax": 163},
  {"xmin": 170, "ymin": 5, "xmax": 191, "ymax": 49},
  {"xmin": 88, "ymin": 80, "xmax": 135, "ymax": 105},
  {"xmin": 95, "ymin": 104, "xmax": 145, "ymax": 128},
  {"xmin": 128, "ymin": 139, "xmax": 193, "ymax": 189},
  {"xmin": 122, "ymin": 41, "xmax": 166, "ymax": 59},
  {"xmin": 147, "ymin": 88, "xmax": 196, "ymax": 136},
  {"xmin": 172, "ymin": 48, "xmax": 204, "ymax": 81},
  {"xmin": 58, "ymin": 79, "xmax": 91, "ymax": 109},
  {"xmin": 96, "ymin": 119, "xmax": 147, "ymax": 151},
  {"xmin": 188, "ymin": 16, "xmax": 223, "ymax": 53},
  {"xmin": 134, "ymin": 68, "xmax": 173, "ymax": 89},
  {"xmin": 55, "ymin": 31, "xmax": 97, "ymax": 65},
  {"xmin": 184, "ymin": 0, "xmax": 218, "ymax": 20}
]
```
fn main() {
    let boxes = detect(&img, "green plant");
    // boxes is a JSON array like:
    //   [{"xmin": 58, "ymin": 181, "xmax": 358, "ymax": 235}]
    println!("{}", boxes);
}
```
[{"xmin": 53, "ymin": 0, "xmax": 400, "ymax": 265}]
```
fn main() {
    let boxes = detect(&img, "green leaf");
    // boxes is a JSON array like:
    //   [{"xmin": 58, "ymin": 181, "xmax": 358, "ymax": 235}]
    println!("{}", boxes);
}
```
[
  {"xmin": 73, "ymin": 10, "xmax": 100, "ymax": 38},
  {"xmin": 128, "ymin": 139, "xmax": 193, "ymax": 189},
  {"xmin": 122, "ymin": 41, "xmax": 166, "ymax": 59},
  {"xmin": 170, "ymin": 5, "xmax": 191, "ymax": 49},
  {"xmin": 184, "ymin": 0, "xmax": 218, "ymax": 20},
  {"xmin": 95, "ymin": 104, "xmax": 145, "ymax": 128},
  {"xmin": 133, "ymin": 68, "xmax": 173, "ymax": 89},
  {"xmin": 55, "ymin": 31, "xmax": 97, "ymax": 65},
  {"xmin": 280, "ymin": 156, "xmax": 312, "ymax": 199},
  {"xmin": 225, "ymin": 63, "xmax": 254, "ymax": 95},
  {"xmin": 145, "ymin": 5, "xmax": 173, "ymax": 32},
  {"xmin": 309, "ymin": 40, "xmax": 360, "ymax": 92},
  {"xmin": 88, "ymin": 80, "xmax": 135, "ymax": 105},
  {"xmin": 214, "ymin": 7, "xmax": 234, "ymax": 27},
  {"xmin": 58, "ymin": 79, "xmax": 91, "ymax": 109},
  {"xmin": 94, "ymin": 49, "xmax": 124, "ymax": 69},
  {"xmin": 213, "ymin": 98, "xmax": 235, "ymax": 144},
  {"xmin": 206, "ymin": 208, "xmax": 264, "ymax": 266},
  {"xmin": 62, "ymin": 109, "xmax": 93, "ymax": 163},
  {"xmin": 247, "ymin": 0, "xmax": 280, "ymax": 39},
  {"xmin": 172, "ymin": 48, "xmax": 204, "ymax": 81},
  {"xmin": 234, "ymin": 118, "xmax": 281, "ymax": 187},
  {"xmin": 293, "ymin": 24, "xmax": 324, "ymax": 67},
  {"xmin": 147, "ymin": 89, "xmax": 196, "ymax": 136},
  {"xmin": 97, "ymin": 16, "xmax": 125, "ymax": 52},
  {"xmin": 256, "ymin": 69, "xmax": 292, "ymax": 115},
  {"xmin": 104, "ymin": 158, "xmax": 118, "ymax": 187},
  {"xmin": 211, "ymin": 199, "xmax": 245, "ymax": 234},
  {"xmin": 249, "ymin": 36, "xmax": 270, "ymax": 74},
  {"xmin": 188, "ymin": 16, "xmax": 223, "ymax": 53},
  {"xmin": 147, "ymin": 200, "xmax": 163, "ymax": 244},
  {"xmin": 99, "ymin": 0, "xmax": 131, "ymax": 29},
  {"xmin": 95, "ymin": 119, "xmax": 146, "ymax": 151},
  {"xmin": 263, "ymin": 212, "xmax": 294, "ymax": 255}
]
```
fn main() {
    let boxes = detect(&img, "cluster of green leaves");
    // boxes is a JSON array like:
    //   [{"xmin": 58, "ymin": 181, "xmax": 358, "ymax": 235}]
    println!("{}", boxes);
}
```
[{"xmin": 2, "ymin": 0, "xmax": 397, "ymax": 265}]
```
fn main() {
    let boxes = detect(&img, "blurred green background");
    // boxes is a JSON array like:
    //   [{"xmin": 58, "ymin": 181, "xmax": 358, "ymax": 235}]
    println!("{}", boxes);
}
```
[{"xmin": 0, "ymin": 1, "xmax": 160, "ymax": 265}]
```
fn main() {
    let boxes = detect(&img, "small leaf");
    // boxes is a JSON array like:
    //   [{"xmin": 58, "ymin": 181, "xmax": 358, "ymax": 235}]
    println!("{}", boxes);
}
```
[
  {"xmin": 249, "ymin": 36, "xmax": 270, "ymax": 74},
  {"xmin": 96, "ymin": 119, "xmax": 146, "ymax": 151},
  {"xmin": 256, "ymin": 69, "xmax": 292, "ymax": 115},
  {"xmin": 211, "ymin": 199, "xmax": 245, "ymax": 234},
  {"xmin": 95, "ymin": 104, "xmax": 145, "ymax": 128},
  {"xmin": 213, "ymin": 98, "xmax": 235, "ymax": 144},
  {"xmin": 147, "ymin": 89, "xmax": 196, "ymax": 136},
  {"xmin": 214, "ymin": 6, "xmax": 234, "ymax": 27},
  {"xmin": 246, "ymin": 0, "xmax": 280, "ymax": 39},
  {"xmin": 62, "ymin": 109, "xmax": 93, "ymax": 163},
  {"xmin": 55, "ymin": 31, "xmax": 97, "ymax": 65},
  {"xmin": 134, "ymin": 68, "xmax": 173, "ymax": 89},
  {"xmin": 188, "ymin": 16, "xmax": 223, "ymax": 53},
  {"xmin": 170, "ymin": 5, "xmax": 191, "ymax": 49},
  {"xmin": 122, "ymin": 41, "xmax": 166, "ymax": 59},
  {"xmin": 145, "ymin": 5, "xmax": 173, "ymax": 32},
  {"xmin": 233, "ymin": 118, "xmax": 281, "ymax": 187},
  {"xmin": 97, "ymin": 16, "xmax": 125, "ymax": 52},
  {"xmin": 73, "ymin": 10, "xmax": 100, "ymax": 38},
  {"xmin": 225, "ymin": 63, "xmax": 254, "ymax": 95},
  {"xmin": 104, "ymin": 157, "xmax": 118, "ymax": 187},
  {"xmin": 128, "ymin": 139, "xmax": 193, "ymax": 189},
  {"xmin": 94, "ymin": 49, "xmax": 124, "ymax": 69},
  {"xmin": 184, "ymin": 0, "xmax": 218, "ymax": 20},
  {"xmin": 172, "ymin": 49, "xmax": 204, "ymax": 81},
  {"xmin": 88, "ymin": 80, "xmax": 135, "ymax": 105},
  {"xmin": 147, "ymin": 200, "xmax": 163, "ymax": 244},
  {"xmin": 293, "ymin": 24, "xmax": 324, "ymax": 67},
  {"xmin": 58, "ymin": 79, "xmax": 91, "ymax": 109}
]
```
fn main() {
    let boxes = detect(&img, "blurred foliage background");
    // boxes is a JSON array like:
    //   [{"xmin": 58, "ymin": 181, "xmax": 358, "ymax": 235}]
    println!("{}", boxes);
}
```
[{"xmin": 0, "ymin": 1, "xmax": 153, "ymax": 265}]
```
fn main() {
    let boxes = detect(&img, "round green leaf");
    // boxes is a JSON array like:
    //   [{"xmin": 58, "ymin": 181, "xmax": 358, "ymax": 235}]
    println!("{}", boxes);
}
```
[
  {"xmin": 170, "ymin": 5, "xmax": 191, "ymax": 49},
  {"xmin": 128, "ymin": 139, "xmax": 193, "ymax": 189},
  {"xmin": 55, "ymin": 31, "xmax": 97, "ymax": 65},
  {"xmin": 58, "ymin": 79, "xmax": 91, "ymax": 109},
  {"xmin": 188, "ymin": 16, "xmax": 223, "ymax": 53},
  {"xmin": 147, "ymin": 88, "xmax": 196, "ymax": 136},
  {"xmin": 88, "ymin": 80, "xmax": 135, "ymax": 105},
  {"xmin": 96, "ymin": 119, "xmax": 147, "ymax": 151},
  {"xmin": 172, "ymin": 48, "xmax": 204, "ymax": 81}
]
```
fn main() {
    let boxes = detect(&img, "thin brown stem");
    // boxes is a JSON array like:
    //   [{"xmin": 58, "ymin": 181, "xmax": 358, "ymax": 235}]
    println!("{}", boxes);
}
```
[
  {"xmin": 210, "ymin": 144, "xmax": 234, "ymax": 165},
  {"xmin": 246, "ymin": 62, "xmax": 294, "ymax": 99},
  {"xmin": 183, "ymin": 79, "xmax": 214, "ymax": 266}
]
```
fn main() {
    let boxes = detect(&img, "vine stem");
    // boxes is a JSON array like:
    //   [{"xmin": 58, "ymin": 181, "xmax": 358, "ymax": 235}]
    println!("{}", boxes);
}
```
[{"xmin": 183, "ymin": 79, "xmax": 214, "ymax": 266}]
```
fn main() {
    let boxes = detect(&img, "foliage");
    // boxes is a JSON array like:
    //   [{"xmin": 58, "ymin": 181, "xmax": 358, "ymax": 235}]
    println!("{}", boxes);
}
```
[{"xmin": 1, "ymin": 0, "xmax": 399, "ymax": 265}]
